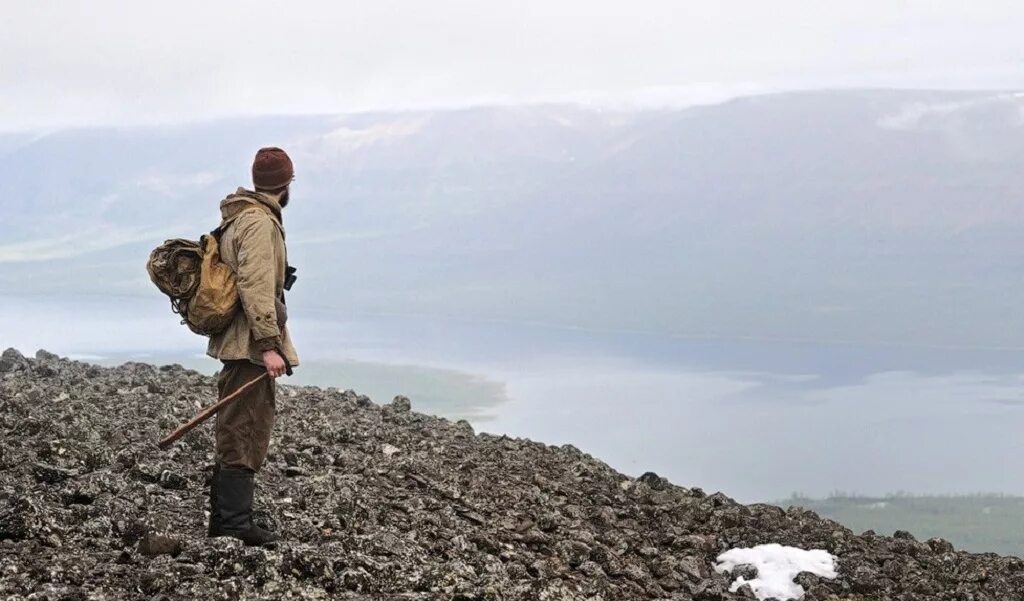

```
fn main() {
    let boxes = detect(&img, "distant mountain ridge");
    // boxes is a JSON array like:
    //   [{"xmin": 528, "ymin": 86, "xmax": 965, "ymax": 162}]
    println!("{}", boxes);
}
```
[{"xmin": 4, "ymin": 89, "xmax": 1024, "ymax": 349}]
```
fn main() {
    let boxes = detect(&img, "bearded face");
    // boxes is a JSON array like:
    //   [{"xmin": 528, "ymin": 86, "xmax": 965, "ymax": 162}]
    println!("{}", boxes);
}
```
[{"xmin": 279, "ymin": 187, "xmax": 290, "ymax": 208}]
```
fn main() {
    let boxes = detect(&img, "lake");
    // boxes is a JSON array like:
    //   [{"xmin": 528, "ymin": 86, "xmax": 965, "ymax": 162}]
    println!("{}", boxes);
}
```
[{"xmin": 4, "ymin": 294, "xmax": 1024, "ymax": 502}]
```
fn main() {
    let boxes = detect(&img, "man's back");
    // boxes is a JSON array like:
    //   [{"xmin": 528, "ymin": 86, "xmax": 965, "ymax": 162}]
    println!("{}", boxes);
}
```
[{"xmin": 206, "ymin": 187, "xmax": 299, "ymax": 368}]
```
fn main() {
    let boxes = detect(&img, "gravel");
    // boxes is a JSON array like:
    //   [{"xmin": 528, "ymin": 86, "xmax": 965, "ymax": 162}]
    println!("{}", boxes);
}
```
[{"xmin": 2, "ymin": 347, "xmax": 1024, "ymax": 600}]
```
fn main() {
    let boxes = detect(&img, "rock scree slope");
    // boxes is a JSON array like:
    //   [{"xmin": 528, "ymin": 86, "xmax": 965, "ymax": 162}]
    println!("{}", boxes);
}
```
[{"xmin": 1, "ymin": 348, "xmax": 1023, "ymax": 600}]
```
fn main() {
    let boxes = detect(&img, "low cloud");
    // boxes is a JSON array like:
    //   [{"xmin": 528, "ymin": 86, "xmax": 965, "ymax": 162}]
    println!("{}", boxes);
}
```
[{"xmin": 0, "ymin": 225, "xmax": 177, "ymax": 263}]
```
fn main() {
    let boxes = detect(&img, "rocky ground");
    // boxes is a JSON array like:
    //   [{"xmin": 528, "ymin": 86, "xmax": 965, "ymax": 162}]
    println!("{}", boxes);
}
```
[{"xmin": 1, "ymin": 348, "xmax": 1024, "ymax": 600}]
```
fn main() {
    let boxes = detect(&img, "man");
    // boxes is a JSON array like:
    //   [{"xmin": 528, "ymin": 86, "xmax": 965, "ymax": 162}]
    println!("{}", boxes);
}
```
[{"xmin": 205, "ymin": 147, "xmax": 300, "ymax": 546}]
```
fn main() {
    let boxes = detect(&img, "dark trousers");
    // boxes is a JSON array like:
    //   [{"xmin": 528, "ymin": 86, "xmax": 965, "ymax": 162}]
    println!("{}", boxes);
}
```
[{"xmin": 215, "ymin": 360, "xmax": 275, "ymax": 471}]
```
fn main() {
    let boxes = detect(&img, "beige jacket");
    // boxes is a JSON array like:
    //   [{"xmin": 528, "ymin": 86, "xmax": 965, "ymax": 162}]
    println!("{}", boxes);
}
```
[{"xmin": 206, "ymin": 188, "xmax": 300, "ymax": 367}]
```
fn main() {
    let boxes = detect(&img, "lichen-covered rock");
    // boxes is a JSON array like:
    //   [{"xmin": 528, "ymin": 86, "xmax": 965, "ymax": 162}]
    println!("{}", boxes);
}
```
[
  {"xmin": 0, "ymin": 349, "xmax": 1023, "ymax": 599},
  {"xmin": 0, "ymin": 347, "xmax": 27, "ymax": 373},
  {"xmin": 138, "ymin": 532, "xmax": 182, "ymax": 557}
]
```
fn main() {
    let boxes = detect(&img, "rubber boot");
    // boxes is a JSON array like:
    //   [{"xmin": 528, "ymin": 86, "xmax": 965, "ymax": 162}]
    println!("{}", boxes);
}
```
[
  {"xmin": 213, "ymin": 466, "xmax": 280, "ymax": 546},
  {"xmin": 207, "ymin": 464, "xmax": 222, "ymax": 537}
]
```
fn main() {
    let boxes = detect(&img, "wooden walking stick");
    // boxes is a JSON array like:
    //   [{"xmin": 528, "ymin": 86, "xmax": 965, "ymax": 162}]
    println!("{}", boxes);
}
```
[{"xmin": 159, "ymin": 373, "xmax": 269, "ymax": 449}]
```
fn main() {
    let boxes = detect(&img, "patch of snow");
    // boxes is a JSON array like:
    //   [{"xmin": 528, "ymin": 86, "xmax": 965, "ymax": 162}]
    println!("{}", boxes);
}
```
[
  {"xmin": 714, "ymin": 544, "xmax": 838, "ymax": 601},
  {"xmin": 876, "ymin": 94, "xmax": 1024, "ymax": 131},
  {"xmin": 318, "ymin": 117, "xmax": 428, "ymax": 154},
  {"xmin": 135, "ymin": 171, "xmax": 221, "ymax": 196}
]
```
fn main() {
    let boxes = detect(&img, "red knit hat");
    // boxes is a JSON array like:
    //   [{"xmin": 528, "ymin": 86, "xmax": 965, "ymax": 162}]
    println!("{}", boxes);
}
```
[{"xmin": 252, "ymin": 147, "xmax": 294, "ymax": 191}]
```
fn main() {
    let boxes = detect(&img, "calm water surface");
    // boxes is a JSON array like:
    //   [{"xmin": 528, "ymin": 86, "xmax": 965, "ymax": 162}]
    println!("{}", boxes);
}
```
[{"xmin": 5, "ymin": 295, "xmax": 1024, "ymax": 502}]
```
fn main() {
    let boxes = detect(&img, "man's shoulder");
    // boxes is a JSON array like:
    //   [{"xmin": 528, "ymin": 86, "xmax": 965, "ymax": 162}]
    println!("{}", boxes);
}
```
[{"xmin": 229, "ymin": 204, "xmax": 283, "ymax": 235}]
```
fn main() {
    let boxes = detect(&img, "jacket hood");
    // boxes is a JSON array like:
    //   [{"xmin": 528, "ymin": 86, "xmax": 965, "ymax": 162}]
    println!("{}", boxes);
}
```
[{"xmin": 220, "ymin": 188, "xmax": 283, "ymax": 224}]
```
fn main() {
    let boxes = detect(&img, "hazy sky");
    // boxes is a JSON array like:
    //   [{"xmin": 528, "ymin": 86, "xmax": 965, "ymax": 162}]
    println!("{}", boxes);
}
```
[{"xmin": 3, "ymin": 1, "xmax": 1024, "ymax": 130}]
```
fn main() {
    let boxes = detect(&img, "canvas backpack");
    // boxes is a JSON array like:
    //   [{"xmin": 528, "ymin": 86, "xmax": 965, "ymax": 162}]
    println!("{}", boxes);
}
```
[{"xmin": 146, "ymin": 222, "xmax": 240, "ymax": 336}]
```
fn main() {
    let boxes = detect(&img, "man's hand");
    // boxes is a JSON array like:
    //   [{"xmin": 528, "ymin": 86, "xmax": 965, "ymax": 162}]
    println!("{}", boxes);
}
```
[{"xmin": 262, "ymin": 350, "xmax": 288, "ymax": 378}]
